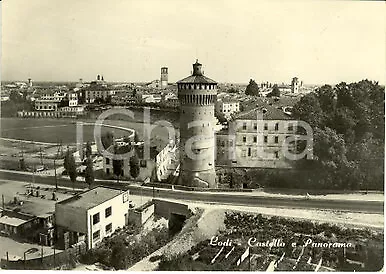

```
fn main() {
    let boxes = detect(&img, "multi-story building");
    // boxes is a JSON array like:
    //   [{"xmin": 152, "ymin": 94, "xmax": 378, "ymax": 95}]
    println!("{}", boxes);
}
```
[
  {"xmin": 216, "ymin": 105, "xmax": 304, "ymax": 168},
  {"xmin": 34, "ymin": 99, "xmax": 60, "ymax": 111},
  {"xmin": 177, "ymin": 60, "xmax": 218, "ymax": 188},
  {"xmin": 55, "ymin": 186, "xmax": 130, "ymax": 249},
  {"xmin": 103, "ymin": 144, "xmax": 133, "ymax": 178},
  {"xmin": 155, "ymin": 140, "xmax": 178, "ymax": 181},
  {"xmin": 77, "ymin": 74, "xmax": 112, "ymax": 104},
  {"xmin": 215, "ymin": 98, "xmax": 240, "ymax": 120},
  {"xmin": 68, "ymin": 92, "xmax": 78, "ymax": 106}
]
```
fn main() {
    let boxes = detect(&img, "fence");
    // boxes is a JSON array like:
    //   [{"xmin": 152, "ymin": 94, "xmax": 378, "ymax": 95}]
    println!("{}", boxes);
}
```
[{"xmin": 1, "ymin": 242, "xmax": 87, "ymax": 270}]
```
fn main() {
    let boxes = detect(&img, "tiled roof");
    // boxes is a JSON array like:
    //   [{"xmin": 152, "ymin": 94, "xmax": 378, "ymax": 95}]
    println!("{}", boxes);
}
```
[
  {"xmin": 235, "ymin": 105, "xmax": 292, "ymax": 120},
  {"xmin": 177, "ymin": 75, "xmax": 217, "ymax": 84}
]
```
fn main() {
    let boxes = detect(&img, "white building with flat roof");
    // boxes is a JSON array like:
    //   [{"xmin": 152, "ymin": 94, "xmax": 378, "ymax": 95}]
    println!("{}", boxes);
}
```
[
  {"xmin": 215, "ymin": 98, "xmax": 240, "ymax": 120},
  {"xmin": 55, "ymin": 186, "xmax": 130, "ymax": 249}
]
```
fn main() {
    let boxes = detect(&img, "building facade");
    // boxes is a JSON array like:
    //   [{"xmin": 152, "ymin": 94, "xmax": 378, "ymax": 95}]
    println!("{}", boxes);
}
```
[
  {"xmin": 216, "ymin": 106, "xmax": 303, "ymax": 168},
  {"xmin": 34, "ymin": 99, "xmax": 60, "ymax": 111},
  {"xmin": 155, "ymin": 141, "xmax": 178, "ymax": 181},
  {"xmin": 177, "ymin": 60, "xmax": 217, "ymax": 188},
  {"xmin": 161, "ymin": 67, "xmax": 168, "ymax": 89},
  {"xmin": 55, "ymin": 187, "xmax": 130, "ymax": 249},
  {"xmin": 215, "ymin": 99, "xmax": 240, "ymax": 120}
]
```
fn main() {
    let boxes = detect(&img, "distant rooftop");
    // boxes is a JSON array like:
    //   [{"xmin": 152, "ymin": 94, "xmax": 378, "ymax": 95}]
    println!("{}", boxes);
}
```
[
  {"xmin": 235, "ymin": 105, "xmax": 292, "ymax": 120},
  {"xmin": 57, "ymin": 186, "xmax": 124, "ymax": 209}
]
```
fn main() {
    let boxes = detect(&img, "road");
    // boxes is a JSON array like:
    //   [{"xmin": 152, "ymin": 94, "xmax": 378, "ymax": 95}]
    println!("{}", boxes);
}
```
[{"xmin": 0, "ymin": 169, "xmax": 383, "ymax": 213}]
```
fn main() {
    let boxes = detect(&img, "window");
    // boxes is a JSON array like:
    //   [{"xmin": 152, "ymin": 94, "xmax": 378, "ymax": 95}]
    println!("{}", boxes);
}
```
[
  {"xmin": 105, "ymin": 223, "xmax": 112, "ymax": 234},
  {"xmin": 253, "ymin": 123, "xmax": 257, "ymax": 130},
  {"xmin": 248, "ymin": 147, "xmax": 251, "ymax": 157},
  {"xmin": 274, "ymin": 136, "xmax": 279, "ymax": 143},
  {"xmin": 275, "ymin": 123, "xmax": 279, "ymax": 131},
  {"xmin": 93, "ymin": 230, "xmax": 100, "ymax": 240},
  {"xmin": 241, "ymin": 149, "xmax": 247, "ymax": 157},
  {"xmin": 242, "ymin": 123, "xmax": 247, "ymax": 130},
  {"xmin": 105, "ymin": 206, "xmax": 112, "ymax": 218},
  {"xmin": 106, "ymin": 168, "xmax": 110, "ymax": 175},
  {"xmin": 288, "ymin": 123, "xmax": 293, "ymax": 131},
  {"xmin": 264, "ymin": 136, "xmax": 268, "ymax": 143},
  {"xmin": 93, "ymin": 213, "xmax": 100, "ymax": 225},
  {"xmin": 264, "ymin": 123, "xmax": 268, "ymax": 130},
  {"xmin": 243, "ymin": 136, "xmax": 246, "ymax": 143},
  {"xmin": 253, "ymin": 136, "xmax": 257, "ymax": 143},
  {"xmin": 106, "ymin": 158, "xmax": 110, "ymax": 165},
  {"xmin": 275, "ymin": 151, "xmax": 279, "ymax": 159}
]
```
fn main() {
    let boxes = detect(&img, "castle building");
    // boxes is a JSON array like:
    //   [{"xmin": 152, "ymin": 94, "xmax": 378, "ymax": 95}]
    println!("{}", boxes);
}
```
[
  {"xmin": 161, "ymin": 67, "xmax": 168, "ymax": 89},
  {"xmin": 177, "ymin": 60, "xmax": 217, "ymax": 188},
  {"xmin": 216, "ymin": 105, "xmax": 303, "ymax": 168}
]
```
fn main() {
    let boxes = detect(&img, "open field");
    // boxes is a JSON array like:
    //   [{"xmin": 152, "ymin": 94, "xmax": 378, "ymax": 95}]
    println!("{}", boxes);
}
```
[{"xmin": 0, "ymin": 117, "xmax": 177, "ymax": 171}]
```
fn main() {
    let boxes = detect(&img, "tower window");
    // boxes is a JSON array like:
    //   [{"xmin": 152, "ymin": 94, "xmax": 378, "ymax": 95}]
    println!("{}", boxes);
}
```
[
  {"xmin": 253, "ymin": 136, "xmax": 257, "ymax": 143},
  {"xmin": 253, "ymin": 123, "xmax": 257, "ymax": 130},
  {"xmin": 275, "ymin": 151, "xmax": 279, "ymax": 159},
  {"xmin": 274, "ymin": 136, "xmax": 279, "ymax": 143},
  {"xmin": 248, "ymin": 147, "xmax": 251, "ymax": 157},
  {"xmin": 275, "ymin": 123, "xmax": 279, "ymax": 131},
  {"xmin": 243, "ymin": 136, "xmax": 246, "ymax": 143},
  {"xmin": 264, "ymin": 123, "xmax": 268, "ymax": 130},
  {"xmin": 242, "ymin": 123, "xmax": 247, "ymax": 130},
  {"xmin": 264, "ymin": 136, "xmax": 268, "ymax": 143}
]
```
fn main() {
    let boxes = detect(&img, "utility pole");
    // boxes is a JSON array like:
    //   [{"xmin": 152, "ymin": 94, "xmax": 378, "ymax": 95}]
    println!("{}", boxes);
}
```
[
  {"xmin": 54, "ymin": 159, "xmax": 58, "ymax": 190},
  {"xmin": 39, "ymin": 146, "xmax": 43, "ymax": 166},
  {"xmin": 32, "ymin": 163, "xmax": 35, "ymax": 185}
]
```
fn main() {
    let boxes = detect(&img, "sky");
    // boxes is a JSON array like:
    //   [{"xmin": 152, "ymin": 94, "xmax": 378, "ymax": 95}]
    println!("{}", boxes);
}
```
[{"xmin": 1, "ymin": 0, "xmax": 385, "ymax": 85}]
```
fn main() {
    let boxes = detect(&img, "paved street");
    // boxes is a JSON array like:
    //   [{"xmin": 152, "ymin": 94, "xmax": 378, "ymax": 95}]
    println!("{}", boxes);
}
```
[{"xmin": 0, "ymin": 169, "xmax": 383, "ymax": 213}]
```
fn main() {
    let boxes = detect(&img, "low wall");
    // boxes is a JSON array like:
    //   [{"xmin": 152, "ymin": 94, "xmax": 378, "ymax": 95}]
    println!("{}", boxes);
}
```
[
  {"xmin": 144, "ymin": 182, "xmax": 253, "ymax": 193},
  {"xmin": 153, "ymin": 199, "xmax": 192, "ymax": 219}
]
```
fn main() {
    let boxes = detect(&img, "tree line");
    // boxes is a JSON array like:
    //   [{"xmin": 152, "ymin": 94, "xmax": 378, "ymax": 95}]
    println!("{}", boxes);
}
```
[{"xmin": 292, "ymin": 80, "xmax": 384, "ymax": 190}]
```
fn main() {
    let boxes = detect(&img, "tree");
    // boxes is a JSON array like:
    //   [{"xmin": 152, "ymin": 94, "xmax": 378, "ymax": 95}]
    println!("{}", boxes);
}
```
[
  {"xmin": 84, "ymin": 157, "xmax": 94, "ymax": 189},
  {"xmin": 64, "ymin": 149, "xmax": 77, "ymax": 189},
  {"xmin": 316, "ymin": 85, "xmax": 335, "ymax": 113},
  {"xmin": 101, "ymin": 131, "xmax": 114, "ymax": 149},
  {"xmin": 112, "ymin": 145, "xmax": 124, "ymax": 182},
  {"xmin": 63, "ymin": 149, "xmax": 70, "ymax": 171},
  {"xmin": 110, "ymin": 242, "xmax": 128, "ymax": 270},
  {"xmin": 58, "ymin": 98, "xmax": 69, "ymax": 108},
  {"xmin": 292, "ymin": 93, "xmax": 326, "ymax": 128},
  {"xmin": 19, "ymin": 158, "xmax": 26, "ymax": 170},
  {"xmin": 245, "ymin": 79, "xmax": 260, "ymax": 96},
  {"xmin": 134, "ymin": 131, "xmax": 140, "ymax": 143},
  {"xmin": 85, "ymin": 141, "xmax": 92, "ymax": 158},
  {"xmin": 9, "ymin": 91, "xmax": 23, "ymax": 103},
  {"xmin": 267, "ymin": 84, "xmax": 280, "ymax": 97},
  {"xmin": 129, "ymin": 154, "xmax": 140, "ymax": 179}
]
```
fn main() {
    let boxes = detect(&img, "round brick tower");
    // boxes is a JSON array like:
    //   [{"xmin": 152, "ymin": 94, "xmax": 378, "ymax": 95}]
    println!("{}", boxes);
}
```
[{"xmin": 177, "ymin": 60, "xmax": 217, "ymax": 188}]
